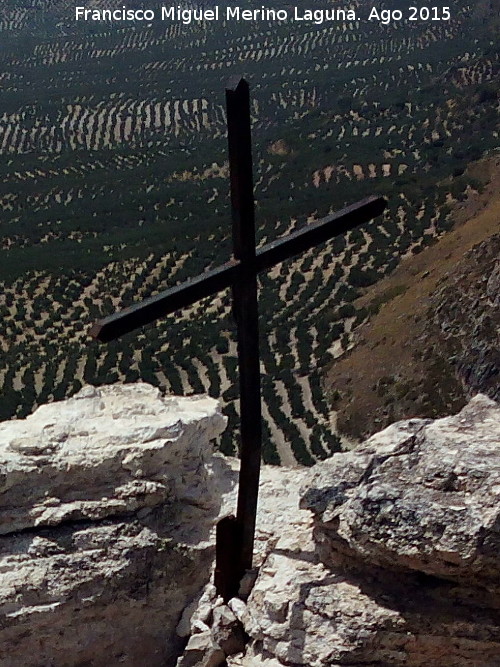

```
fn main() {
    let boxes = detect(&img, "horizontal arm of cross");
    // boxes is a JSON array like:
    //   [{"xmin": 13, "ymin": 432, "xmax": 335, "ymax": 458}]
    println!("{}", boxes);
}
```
[
  {"xmin": 89, "ymin": 259, "xmax": 240, "ymax": 342},
  {"xmin": 89, "ymin": 195, "xmax": 386, "ymax": 343},
  {"xmin": 255, "ymin": 195, "xmax": 385, "ymax": 272}
]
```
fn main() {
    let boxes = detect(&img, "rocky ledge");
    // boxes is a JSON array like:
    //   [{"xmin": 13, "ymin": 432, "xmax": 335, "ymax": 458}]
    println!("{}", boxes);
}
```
[
  {"xmin": 223, "ymin": 394, "xmax": 500, "ymax": 666},
  {"xmin": 0, "ymin": 385, "xmax": 499, "ymax": 666},
  {"xmin": 0, "ymin": 383, "xmax": 229, "ymax": 667},
  {"xmin": 0, "ymin": 382, "xmax": 311, "ymax": 667}
]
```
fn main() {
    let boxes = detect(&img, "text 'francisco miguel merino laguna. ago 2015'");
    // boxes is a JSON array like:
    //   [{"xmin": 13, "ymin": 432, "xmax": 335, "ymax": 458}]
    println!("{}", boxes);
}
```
[{"xmin": 74, "ymin": 6, "xmax": 359, "ymax": 26}]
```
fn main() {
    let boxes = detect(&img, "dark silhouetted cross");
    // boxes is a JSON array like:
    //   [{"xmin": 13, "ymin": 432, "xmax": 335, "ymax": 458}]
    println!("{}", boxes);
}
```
[{"xmin": 90, "ymin": 77, "xmax": 386, "ymax": 601}]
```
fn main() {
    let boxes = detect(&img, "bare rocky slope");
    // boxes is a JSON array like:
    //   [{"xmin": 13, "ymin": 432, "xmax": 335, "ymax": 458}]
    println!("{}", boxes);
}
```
[
  {"xmin": 428, "ymin": 232, "xmax": 499, "ymax": 401},
  {"xmin": 326, "ymin": 158, "xmax": 500, "ymax": 441}
]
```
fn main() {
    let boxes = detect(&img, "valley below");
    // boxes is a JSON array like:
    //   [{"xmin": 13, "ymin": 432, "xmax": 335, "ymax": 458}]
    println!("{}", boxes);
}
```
[{"xmin": 0, "ymin": 0, "xmax": 498, "ymax": 464}]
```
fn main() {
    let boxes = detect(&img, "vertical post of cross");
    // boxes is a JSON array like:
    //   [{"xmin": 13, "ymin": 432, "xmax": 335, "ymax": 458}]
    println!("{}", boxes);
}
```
[{"xmin": 226, "ymin": 77, "xmax": 262, "ymax": 585}]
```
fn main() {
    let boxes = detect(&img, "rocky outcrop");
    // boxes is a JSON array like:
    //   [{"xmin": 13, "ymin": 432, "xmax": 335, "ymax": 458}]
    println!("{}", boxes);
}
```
[
  {"xmin": 430, "ymin": 233, "xmax": 500, "ymax": 402},
  {"xmin": 175, "ymin": 463, "xmax": 313, "ymax": 667},
  {"xmin": 223, "ymin": 395, "xmax": 500, "ymax": 666},
  {"xmin": 0, "ymin": 382, "xmax": 312, "ymax": 667},
  {"xmin": 302, "ymin": 394, "xmax": 500, "ymax": 589},
  {"xmin": 0, "ymin": 383, "xmax": 229, "ymax": 667},
  {"xmin": 2, "ymin": 385, "xmax": 499, "ymax": 666}
]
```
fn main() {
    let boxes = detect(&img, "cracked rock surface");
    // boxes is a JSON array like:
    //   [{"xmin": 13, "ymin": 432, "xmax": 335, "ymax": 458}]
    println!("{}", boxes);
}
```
[
  {"xmin": 0, "ymin": 383, "xmax": 228, "ymax": 667},
  {"xmin": 227, "ymin": 395, "xmax": 500, "ymax": 666},
  {"xmin": 301, "ymin": 394, "xmax": 500, "ymax": 589},
  {"xmin": 2, "ymin": 385, "xmax": 499, "ymax": 666}
]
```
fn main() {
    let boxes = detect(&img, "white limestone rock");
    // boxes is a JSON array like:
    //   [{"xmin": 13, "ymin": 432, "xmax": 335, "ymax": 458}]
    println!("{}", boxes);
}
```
[
  {"xmin": 211, "ymin": 604, "xmax": 247, "ymax": 655},
  {"xmin": 176, "ymin": 463, "xmax": 312, "ymax": 667},
  {"xmin": 176, "ymin": 630, "xmax": 226, "ymax": 667},
  {"xmin": 0, "ymin": 383, "xmax": 227, "ymax": 533},
  {"xmin": 2, "ymin": 385, "xmax": 499, "ymax": 667},
  {"xmin": 301, "ymin": 394, "xmax": 500, "ymax": 590},
  {"xmin": 0, "ymin": 383, "xmax": 229, "ymax": 667},
  {"xmin": 226, "ymin": 395, "xmax": 500, "ymax": 666}
]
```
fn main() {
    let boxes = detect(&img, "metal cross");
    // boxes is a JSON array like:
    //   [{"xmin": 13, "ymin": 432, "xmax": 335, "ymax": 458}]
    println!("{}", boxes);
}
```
[{"xmin": 89, "ymin": 77, "xmax": 386, "ymax": 601}]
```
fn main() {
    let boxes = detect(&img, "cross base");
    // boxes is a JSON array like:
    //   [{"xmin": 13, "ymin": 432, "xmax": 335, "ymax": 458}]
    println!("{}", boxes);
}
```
[{"xmin": 214, "ymin": 515, "xmax": 244, "ymax": 602}]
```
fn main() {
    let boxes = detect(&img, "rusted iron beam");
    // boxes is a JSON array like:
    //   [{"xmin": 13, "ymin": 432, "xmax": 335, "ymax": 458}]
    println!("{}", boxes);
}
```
[
  {"xmin": 89, "ymin": 199, "xmax": 386, "ymax": 345},
  {"xmin": 255, "ymin": 195, "xmax": 386, "ymax": 272},
  {"xmin": 214, "ymin": 515, "xmax": 243, "ymax": 603},
  {"xmin": 89, "ymin": 259, "xmax": 240, "ymax": 343},
  {"xmin": 226, "ymin": 77, "xmax": 262, "ymax": 581}
]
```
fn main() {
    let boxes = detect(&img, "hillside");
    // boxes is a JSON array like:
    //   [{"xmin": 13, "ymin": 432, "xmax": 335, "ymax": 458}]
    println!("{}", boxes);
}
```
[
  {"xmin": 326, "ymin": 156, "xmax": 500, "ymax": 441},
  {"xmin": 0, "ymin": 0, "xmax": 498, "ymax": 464}
]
